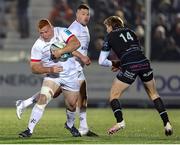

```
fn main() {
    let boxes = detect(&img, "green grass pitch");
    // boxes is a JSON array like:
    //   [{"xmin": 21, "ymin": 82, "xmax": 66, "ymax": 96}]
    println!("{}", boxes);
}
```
[{"xmin": 0, "ymin": 108, "xmax": 180, "ymax": 144}]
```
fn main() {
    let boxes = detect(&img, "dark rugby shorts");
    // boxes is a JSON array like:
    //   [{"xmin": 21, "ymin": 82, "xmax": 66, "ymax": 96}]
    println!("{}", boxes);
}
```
[{"xmin": 116, "ymin": 59, "xmax": 153, "ymax": 85}]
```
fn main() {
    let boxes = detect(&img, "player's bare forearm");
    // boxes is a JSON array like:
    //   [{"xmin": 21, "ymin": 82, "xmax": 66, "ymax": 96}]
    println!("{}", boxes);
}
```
[
  {"xmin": 30, "ymin": 62, "xmax": 63, "ymax": 74},
  {"xmin": 72, "ymin": 51, "xmax": 91, "ymax": 65},
  {"xmin": 31, "ymin": 63, "xmax": 51, "ymax": 74},
  {"xmin": 51, "ymin": 36, "xmax": 80, "ymax": 58},
  {"xmin": 64, "ymin": 36, "xmax": 80, "ymax": 53},
  {"xmin": 72, "ymin": 51, "xmax": 83, "ymax": 59}
]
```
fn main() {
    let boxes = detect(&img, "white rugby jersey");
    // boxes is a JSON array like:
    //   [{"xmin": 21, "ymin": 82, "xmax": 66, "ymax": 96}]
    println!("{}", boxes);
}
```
[
  {"xmin": 68, "ymin": 20, "xmax": 90, "ymax": 70},
  {"xmin": 31, "ymin": 27, "xmax": 77, "ymax": 78}
]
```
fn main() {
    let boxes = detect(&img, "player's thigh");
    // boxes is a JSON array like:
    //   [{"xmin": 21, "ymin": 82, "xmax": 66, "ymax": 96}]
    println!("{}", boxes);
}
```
[
  {"xmin": 79, "ymin": 79, "xmax": 87, "ymax": 98},
  {"xmin": 77, "ymin": 80, "xmax": 87, "ymax": 107},
  {"xmin": 109, "ymin": 78, "xmax": 129, "ymax": 101},
  {"xmin": 63, "ymin": 90, "xmax": 79, "ymax": 108},
  {"xmin": 78, "ymin": 71, "xmax": 87, "ymax": 96},
  {"xmin": 39, "ymin": 78, "xmax": 60, "ymax": 103},
  {"xmin": 53, "ymin": 87, "xmax": 62, "ymax": 98},
  {"xmin": 42, "ymin": 78, "xmax": 60, "ymax": 93}
]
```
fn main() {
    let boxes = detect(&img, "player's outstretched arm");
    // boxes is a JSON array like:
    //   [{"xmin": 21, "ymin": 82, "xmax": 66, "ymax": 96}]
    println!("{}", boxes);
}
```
[{"xmin": 98, "ymin": 51, "xmax": 112, "ymax": 67}]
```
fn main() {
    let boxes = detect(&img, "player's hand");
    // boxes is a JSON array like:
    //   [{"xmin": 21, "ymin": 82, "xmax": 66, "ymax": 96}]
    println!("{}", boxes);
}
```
[
  {"xmin": 51, "ymin": 49, "xmax": 63, "ymax": 59},
  {"xmin": 111, "ymin": 60, "xmax": 121, "ymax": 72},
  {"xmin": 81, "ymin": 55, "xmax": 91, "ymax": 66},
  {"xmin": 49, "ymin": 66, "xmax": 63, "ymax": 73},
  {"xmin": 111, "ymin": 66, "xmax": 121, "ymax": 72},
  {"xmin": 112, "ymin": 60, "xmax": 121, "ymax": 68}
]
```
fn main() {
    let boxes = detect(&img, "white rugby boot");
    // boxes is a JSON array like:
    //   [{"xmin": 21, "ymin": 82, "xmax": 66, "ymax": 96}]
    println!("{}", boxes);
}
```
[
  {"xmin": 164, "ymin": 122, "xmax": 173, "ymax": 136},
  {"xmin": 79, "ymin": 127, "xmax": 98, "ymax": 137},
  {"xmin": 16, "ymin": 100, "xmax": 25, "ymax": 120},
  {"xmin": 108, "ymin": 120, "xmax": 125, "ymax": 135},
  {"xmin": 79, "ymin": 127, "xmax": 89, "ymax": 136}
]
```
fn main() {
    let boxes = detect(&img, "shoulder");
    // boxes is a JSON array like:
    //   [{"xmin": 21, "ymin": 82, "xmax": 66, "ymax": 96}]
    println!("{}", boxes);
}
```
[
  {"xmin": 69, "ymin": 21, "xmax": 81, "ymax": 29},
  {"xmin": 68, "ymin": 21, "xmax": 82, "ymax": 33},
  {"xmin": 54, "ymin": 27, "xmax": 67, "ymax": 33},
  {"xmin": 32, "ymin": 38, "xmax": 45, "ymax": 49},
  {"xmin": 106, "ymin": 33, "xmax": 112, "ymax": 40},
  {"xmin": 54, "ymin": 27, "xmax": 73, "ymax": 36}
]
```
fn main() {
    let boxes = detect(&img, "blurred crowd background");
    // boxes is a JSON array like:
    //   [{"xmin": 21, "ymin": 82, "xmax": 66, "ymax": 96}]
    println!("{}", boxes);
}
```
[{"xmin": 0, "ymin": 0, "xmax": 180, "ymax": 61}]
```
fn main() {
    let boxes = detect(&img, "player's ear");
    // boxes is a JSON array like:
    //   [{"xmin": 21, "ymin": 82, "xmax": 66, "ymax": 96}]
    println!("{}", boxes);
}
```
[
  {"xmin": 76, "ymin": 11, "xmax": 78, "ymax": 19},
  {"xmin": 50, "ymin": 25, "xmax": 54, "ymax": 31}
]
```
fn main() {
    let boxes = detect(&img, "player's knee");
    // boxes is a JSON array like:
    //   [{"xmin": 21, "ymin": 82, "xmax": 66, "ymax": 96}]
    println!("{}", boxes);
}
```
[
  {"xmin": 40, "ymin": 86, "xmax": 54, "ymax": 103},
  {"xmin": 67, "ymin": 105, "xmax": 76, "ymax": 112},
  {"xmin": 68, "ymin": 100, "xmax": 77, "ymax": 111},
  {"xmin": 150, "ymin": 94, "xmax": 160, "ymax": 101},
  {"xmin": 78, "ymin": 100, "xmax": 87, "ymax": 108},
  {"xmin": 146, "ymin": 90, "xmax": 160, "ymax": 100},
  {"xmin": 37, "ymin": 94, "xmax": 47, "ymax": 104},
  {"xmin": 109, "ymin": 93, "xmax": 120, "ymax": 102},
  {"xmin": 70, "ymin": 102, "xmax": 77, "ymax": 110}
]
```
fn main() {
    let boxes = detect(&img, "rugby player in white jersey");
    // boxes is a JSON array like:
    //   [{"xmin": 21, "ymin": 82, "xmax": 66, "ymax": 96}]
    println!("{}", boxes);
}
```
[
  {"xmin": 16, "ymin": 4, "xmax": 98, "ymax": 137},
  {"xmin": 68, "ymin": 4, "xmax": 98, "ymax": 136},
  {"xmin": 18, "ymin": 19, "xmax": 82, "ymax": 138}
]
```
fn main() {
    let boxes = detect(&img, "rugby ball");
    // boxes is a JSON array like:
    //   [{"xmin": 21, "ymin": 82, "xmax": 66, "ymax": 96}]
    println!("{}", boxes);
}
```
[{"xmin": 51, "ymin": 41, "xmax": 72, "ymax": 61}]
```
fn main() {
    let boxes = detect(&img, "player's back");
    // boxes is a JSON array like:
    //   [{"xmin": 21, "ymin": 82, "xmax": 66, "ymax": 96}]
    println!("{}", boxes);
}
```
[{"xmin": 108, "ymin": 27, "xmax": 146, "ymax": 64}]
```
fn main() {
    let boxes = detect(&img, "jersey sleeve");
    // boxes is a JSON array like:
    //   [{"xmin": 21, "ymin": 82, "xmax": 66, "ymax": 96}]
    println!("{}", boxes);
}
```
[
  {"xmin": 31, "ymin": 41, "xmax": 42, "ymax": 62},
  {"xmin": 98, "ymin": 34, "xmax": 112, "ymax": 67},
  {"xmin": 68, "ymin": 25, "xmax": 80, "ymax": 38},
  {"xmin": 98, "ymin": 51, "xmax": 112, "ymax": 67},
  {"xmin": 101, "ymin": 34, "xmax": 111, "ymax": 52},
  {"xmin": 59, "ymin": 28, "xmax": 75, "ymax": 43}
]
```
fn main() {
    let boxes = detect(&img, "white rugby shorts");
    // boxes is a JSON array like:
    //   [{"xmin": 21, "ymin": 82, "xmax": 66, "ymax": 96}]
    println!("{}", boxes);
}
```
[
  {"xmin": 44, "ymin": 73, "xmax": 80, "ymax": 92},
  {"xmin": 77, "ymin": 70, "xmax": 86, "ymax": 81}
]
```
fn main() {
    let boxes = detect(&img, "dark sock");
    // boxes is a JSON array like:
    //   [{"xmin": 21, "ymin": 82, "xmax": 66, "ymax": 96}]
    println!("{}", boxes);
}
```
[
  {"xmin": 110, "ymin": 99, "xmax": 123, "ymax": 123},
  {"xmin": 153, "ymin": 97, "xmax": 169, "ymax": 126}
]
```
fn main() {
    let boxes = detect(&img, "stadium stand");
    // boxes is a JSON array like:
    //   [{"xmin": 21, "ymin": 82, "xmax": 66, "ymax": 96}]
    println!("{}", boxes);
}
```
[{"xmin": 0, "ymin": 0, "xmax": 52, "ymax": 61}]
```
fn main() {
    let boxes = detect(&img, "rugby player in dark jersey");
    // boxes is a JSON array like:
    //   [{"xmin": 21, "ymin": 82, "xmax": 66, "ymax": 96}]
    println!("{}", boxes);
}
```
[{"xmin": 98, "ymin": 16, "xmax": 173, "ymax": 136}]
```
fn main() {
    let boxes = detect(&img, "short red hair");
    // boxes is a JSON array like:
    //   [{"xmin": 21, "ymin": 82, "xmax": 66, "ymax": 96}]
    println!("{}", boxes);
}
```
[{"xmin": 38, "ymin": 19, "xmax": 52, "ymax": 29}]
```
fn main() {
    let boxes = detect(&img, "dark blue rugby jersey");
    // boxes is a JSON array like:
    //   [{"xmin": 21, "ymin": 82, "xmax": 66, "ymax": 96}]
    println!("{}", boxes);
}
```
[{"xmin": 102, "ymin": 27, "xmax": 146, "ymax": 64}]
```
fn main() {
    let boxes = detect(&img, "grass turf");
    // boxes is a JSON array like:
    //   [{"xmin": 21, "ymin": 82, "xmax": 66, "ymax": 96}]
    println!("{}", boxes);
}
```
[{"xmin": 0, "ymin": 108, "xmax": 179, "ymax": 144}]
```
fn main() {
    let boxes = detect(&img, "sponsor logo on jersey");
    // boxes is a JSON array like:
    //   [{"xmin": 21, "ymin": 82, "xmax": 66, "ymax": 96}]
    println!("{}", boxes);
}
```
[{"xmin": 64, "ymin": 29, "xmax": 72, "ymax": 36}]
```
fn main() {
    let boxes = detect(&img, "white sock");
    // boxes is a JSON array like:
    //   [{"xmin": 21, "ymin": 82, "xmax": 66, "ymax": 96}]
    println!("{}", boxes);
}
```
[
  {"xmin": 66, "ymin": 109, "xmax": 76, "ymax": 128},
  {"xmin": 78, "ymin": 108, "xmax": 88, "ymax": 129},
  {"xmin": 28, "ymin": 104, "xmax": 44, "ymax": 133},
  {"xmin": 23, "ymin": 92, "xmax": 40, "ymax": 108}
]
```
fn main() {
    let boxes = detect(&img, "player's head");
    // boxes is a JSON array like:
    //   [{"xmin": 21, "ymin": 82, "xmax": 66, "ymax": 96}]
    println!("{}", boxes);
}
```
[
  {"xmin": 76, "ymin": 4, "xmax": 90, "ymax": 26},
  {"xmin": 37, "ymin": 19, "xmax": 54, "ymax": 42},
  {"xmin": 104, "ymin": 16, "xmax": 124, "ymax": 33}
]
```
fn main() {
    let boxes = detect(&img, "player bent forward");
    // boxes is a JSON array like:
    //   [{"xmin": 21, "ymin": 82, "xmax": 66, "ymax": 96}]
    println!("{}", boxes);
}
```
[
  {"xmin": 16, "ymin": 4, "xmax": 98, "ymax": 136},
  {"xmin": 98, "ymin": 16, "xmax": 173, "ymax": 136},
  {"xmin": 18, "ymin": 19, "xmax": 81, "ymax": 138},
  {"xmin": 16, "ymin": 4, "xmax": 98, "ymax": 137}
]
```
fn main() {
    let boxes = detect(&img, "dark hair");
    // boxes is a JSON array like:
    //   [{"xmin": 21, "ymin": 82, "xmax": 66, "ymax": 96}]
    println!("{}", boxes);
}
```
[
  {"xmin": 104, "ymin": 16, "xmax": 124, "ymax": 30},
  {"xmin": 77, "ymin": 4, "xmax": 89, "ymax": 11}
]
